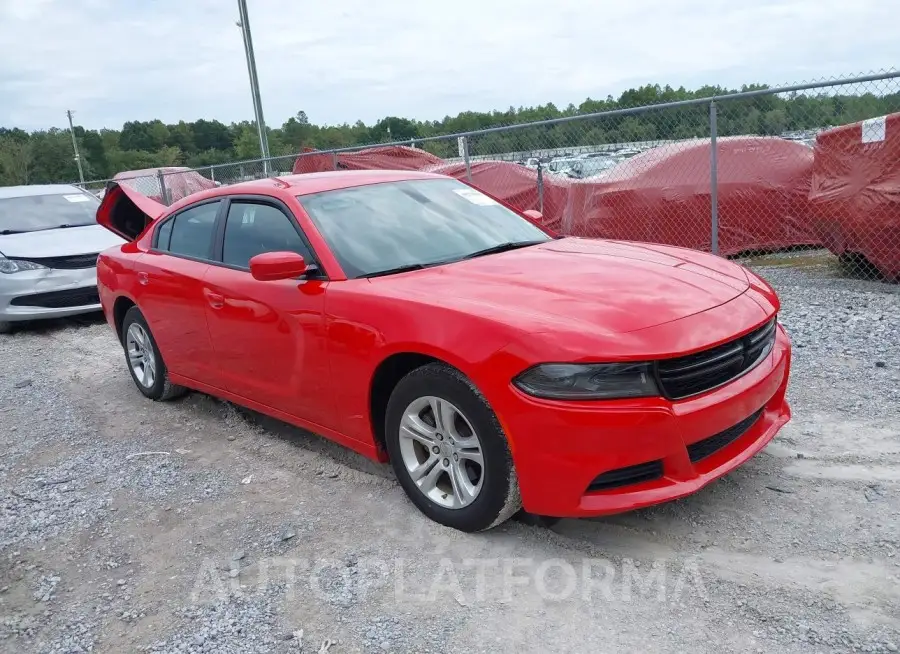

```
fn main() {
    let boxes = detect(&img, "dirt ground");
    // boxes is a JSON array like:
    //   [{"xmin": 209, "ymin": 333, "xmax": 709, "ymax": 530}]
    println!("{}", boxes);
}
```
[{"xmin": 1, "ymin": 262, "xmax": 899, "ymax": 654}]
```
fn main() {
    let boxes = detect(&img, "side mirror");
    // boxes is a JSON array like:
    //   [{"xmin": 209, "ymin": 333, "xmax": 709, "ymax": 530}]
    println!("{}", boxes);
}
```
[
  {"xmin": 523, "ymin": 209, "xmax": 543, "ymax": 223},
  {"xmin": 249, "ymin": 251, "xmax": 309, "ymax": 281}
]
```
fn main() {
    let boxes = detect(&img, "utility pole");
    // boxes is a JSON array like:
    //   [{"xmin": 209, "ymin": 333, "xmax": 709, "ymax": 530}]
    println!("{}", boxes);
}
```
[
  {"xmin": 66, "ymin": 109, "xmax": 85, "ymax": 185},
  {"xmin": 236, "ymin": 0, "xmax": 271, "ymax": 175}
]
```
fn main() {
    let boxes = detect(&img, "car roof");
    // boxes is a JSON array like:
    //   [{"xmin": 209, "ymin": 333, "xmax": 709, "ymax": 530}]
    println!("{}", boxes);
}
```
[
  {"xmin": 0, "ymin": 184, "xmax": 87, "ymax": 199},
  {"xmin": 225, "ymin": 169, "xmax": 448, "ymax": 196}
]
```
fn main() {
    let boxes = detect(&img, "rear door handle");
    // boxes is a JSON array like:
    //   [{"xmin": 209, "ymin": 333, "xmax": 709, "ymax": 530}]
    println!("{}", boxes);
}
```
[
  {"xmin": 137, "ymin": 272, "xmax": 149, "ymax": 286},
  {"xmin": 206, "ymin": 291, "xmax": 225, "ymax": 309}
]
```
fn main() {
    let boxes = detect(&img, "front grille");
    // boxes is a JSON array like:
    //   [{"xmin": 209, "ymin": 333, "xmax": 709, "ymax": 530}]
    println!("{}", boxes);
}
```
[
  {"xmin": 656, "ymin": 319, "xmax": 777, "ymax": 400},
  {"xmin": 10, "ymin": 286, "xmax": 100, "ymax": 309},
  {"xmin": 14, "ymin": 253, "xmax": 99, "ymax": 270},
  {"xmin": 587, "ymin": 460, "xmax": 663, "ymax": 492},
  {"xmin": 687, "ymin": 409, "xmax": 764, "ymax": 463}
]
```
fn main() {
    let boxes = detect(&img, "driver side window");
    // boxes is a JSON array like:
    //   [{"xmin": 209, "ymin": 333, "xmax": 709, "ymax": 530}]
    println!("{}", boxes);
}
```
[{"xmin": 221, "ymin": 201, "xmax": 313, "ymax": 269}]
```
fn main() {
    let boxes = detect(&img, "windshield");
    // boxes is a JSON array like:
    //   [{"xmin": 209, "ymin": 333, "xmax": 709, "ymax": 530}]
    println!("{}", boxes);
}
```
[
  {"xmin": 297, "ymin": 178, "xmax": 551, "ymax": 278},
  {"xmin": 0, "ymin": 191, "xmax": 100, "ymax": 234}
]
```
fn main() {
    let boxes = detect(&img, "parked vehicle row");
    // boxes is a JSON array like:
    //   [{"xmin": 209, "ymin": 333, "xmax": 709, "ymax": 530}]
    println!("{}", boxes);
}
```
[{"xmin": 519, "ymin": 146, "xmax": 650, "ymax": 180}]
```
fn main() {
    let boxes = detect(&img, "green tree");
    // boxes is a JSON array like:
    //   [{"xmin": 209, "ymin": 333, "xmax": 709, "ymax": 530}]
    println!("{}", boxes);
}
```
[
  {"xmin": 4, "ymin": 79, "xmax": 900, "ymax": 184},
  {"xmin": 0, "ymin": 136, "xmax": 34, "ymax": 185}
]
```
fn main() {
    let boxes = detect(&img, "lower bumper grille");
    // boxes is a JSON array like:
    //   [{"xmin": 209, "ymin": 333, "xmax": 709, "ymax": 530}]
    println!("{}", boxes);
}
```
[
  {"xmin": 687, "ymin": 409, "xmax": 764, "ymax": 463},
  {"xmin": 10, "ymin": 286, "xmax": 100, "ymax": 309},
  {"xmin": 587, "ymin": 460, "xmax": 663, "ymax": 492}
]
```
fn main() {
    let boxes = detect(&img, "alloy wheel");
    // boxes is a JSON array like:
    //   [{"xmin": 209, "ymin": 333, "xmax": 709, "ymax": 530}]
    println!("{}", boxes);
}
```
[
  {"xmin": 126, "ymin": 323, "xmax": 156, "ymax": 389},
  {"xmin": 398, "ymin": 395, "xmax": 485, "ymax": 509}
]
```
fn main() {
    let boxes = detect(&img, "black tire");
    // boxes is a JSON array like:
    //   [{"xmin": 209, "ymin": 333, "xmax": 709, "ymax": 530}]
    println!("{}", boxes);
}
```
[
  {"xmin": 384, "ymin": 363, "xmax": 521, "ymax": 532},
  {"xmin": 0, "ymin": 321, "xmax": 13, "ymax": 335},
  {"xmin": 121, "ymin": 306, "xmax": 188, "ymax": 402}
]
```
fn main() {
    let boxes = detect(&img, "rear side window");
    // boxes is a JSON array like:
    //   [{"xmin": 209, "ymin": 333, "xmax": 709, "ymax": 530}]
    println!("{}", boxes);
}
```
[
  {"xmin": 222, "ymin": 202, "xmax": 312, "ymax": 268},
  {"xmin": 159, "ymin": 202, "xmax": 219, "ymax": 260},
  {"xmin": 156, "ymin": 219, "xmax": 173, "ymax": 250}
]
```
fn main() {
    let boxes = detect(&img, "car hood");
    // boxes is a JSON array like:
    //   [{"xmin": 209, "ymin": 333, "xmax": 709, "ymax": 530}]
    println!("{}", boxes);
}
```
[
  {"xmin": 0, "ymin": 224, "xmax": 125, "ymax": 258},
  {"xmin": 372, "ymin": 238, "xmax": 751, "ymax": 334}
]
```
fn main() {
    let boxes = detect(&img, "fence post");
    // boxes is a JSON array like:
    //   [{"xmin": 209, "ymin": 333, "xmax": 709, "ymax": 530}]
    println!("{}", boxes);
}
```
[
  {"xmin": 537, "ymin": 161, "xmax": 545, "ymax": 215},
  {"xmin": 157, "ymin": 170, "xmax": 170, "ymax": 205},
  {"xmin": 332, "ymin": 152, "xmax": 338, "ymax": 171},
  {"xmin": 459, "ymin": 136, "xmax": 473, "ymax": 183},
  {"xmin": 709, "ymin": 100, "xmax": 720, "ymax": 255},
  {"xmin": 209, "ymin": 166, "xmax": 215, "ymax": 183}
]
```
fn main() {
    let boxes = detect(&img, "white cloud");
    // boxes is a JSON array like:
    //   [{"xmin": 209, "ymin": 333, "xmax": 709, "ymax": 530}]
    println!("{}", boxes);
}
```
[{"xmin": 0, "ymin": 0, "xmax": 897, "ymax": 130}]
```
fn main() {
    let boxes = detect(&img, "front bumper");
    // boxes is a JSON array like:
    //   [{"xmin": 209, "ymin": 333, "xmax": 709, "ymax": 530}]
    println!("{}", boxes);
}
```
[
  {"xmin": 0, "ymin": 267, "xmax": 101, "ymax": 323},
  {"xmin": 498, "ymin": 325, "xmax": 792, "ymax": 517}
]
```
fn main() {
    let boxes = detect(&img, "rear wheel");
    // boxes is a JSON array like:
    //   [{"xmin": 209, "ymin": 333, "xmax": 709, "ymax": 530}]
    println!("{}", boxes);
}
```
[
  {"xmin": 121, "ymin": 307, "xmax": 187, "ymax": 401},
  {"xmin": 385, "ymin": 363, "xmax": 521, "ymax": 532}
]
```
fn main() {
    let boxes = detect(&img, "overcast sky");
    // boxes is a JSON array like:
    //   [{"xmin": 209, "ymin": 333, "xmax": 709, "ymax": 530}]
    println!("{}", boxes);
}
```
[{"xmin": 0, "ymin": 0, "xmax": 897, "ymax": 132}]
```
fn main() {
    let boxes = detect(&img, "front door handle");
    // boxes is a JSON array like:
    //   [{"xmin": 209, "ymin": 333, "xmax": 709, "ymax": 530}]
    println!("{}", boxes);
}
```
[{"xmin": 205, "ymin": 291, "xmax": 225, "ymax": 309}]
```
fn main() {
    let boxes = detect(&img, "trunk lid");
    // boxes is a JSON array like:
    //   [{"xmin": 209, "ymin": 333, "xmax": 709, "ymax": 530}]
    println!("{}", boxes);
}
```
[{"xmin": 95, "ymin": 182, "xmax": 167, "ymax": 242}]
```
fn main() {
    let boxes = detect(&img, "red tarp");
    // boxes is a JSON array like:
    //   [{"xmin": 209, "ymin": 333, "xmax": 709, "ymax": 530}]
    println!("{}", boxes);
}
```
[
  {"xmin": 293, "ymin": 140, "xmax": 819, "ymax": 256},
  {"xmin": 113, "ymin": 167, "xmax": 217, "ymax": 204},
  {"xmin": 424, "ymin": 160, "xmax": 572, "ymax": 232},
  {"xmin": 562, "ymin": 137, "xmax": 818, "ymax": 256},
  {"xmin": 809, "ymin": 113, "xmax": 900, "ymax": 279},
  {"xmin": 292, "ymin": 145, "xmax": 443, "ymax": 174}
]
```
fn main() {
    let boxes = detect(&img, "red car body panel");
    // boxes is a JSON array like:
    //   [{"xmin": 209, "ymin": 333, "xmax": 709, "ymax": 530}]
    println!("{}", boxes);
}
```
[{"xmin": 95, "ymin": 171, "xmax": 791, "ymax": 517}]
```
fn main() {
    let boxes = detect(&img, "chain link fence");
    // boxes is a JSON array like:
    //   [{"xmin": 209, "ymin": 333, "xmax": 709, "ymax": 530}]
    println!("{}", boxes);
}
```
[{"xmin": 80, "ymin": 71, "xmax": 900, "ymax": 281}]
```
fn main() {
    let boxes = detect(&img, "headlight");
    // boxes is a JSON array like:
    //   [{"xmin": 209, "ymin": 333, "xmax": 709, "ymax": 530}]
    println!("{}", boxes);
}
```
[
  {"xmin": 0, "ymin": 254, "xmax": 47, "ymax": 274},
  {"xmin": 513, "ymin": 362, "xmax": 659, "ymax": 400}
]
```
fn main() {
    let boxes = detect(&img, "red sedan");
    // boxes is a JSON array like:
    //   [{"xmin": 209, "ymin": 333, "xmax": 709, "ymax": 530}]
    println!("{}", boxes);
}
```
[{"xmin": 95, "ymin": 170, "xmax": 791, "ymax": 532}]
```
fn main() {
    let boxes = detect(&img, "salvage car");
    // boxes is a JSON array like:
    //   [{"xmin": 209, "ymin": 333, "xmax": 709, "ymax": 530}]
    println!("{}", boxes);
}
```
[
  {"xmin": 0, "ymin": 184, "xmax": 125, "ymax": 333},
  {"xmin": 94, "ymin": 170, "xmax": 792, "ymax": 532}
]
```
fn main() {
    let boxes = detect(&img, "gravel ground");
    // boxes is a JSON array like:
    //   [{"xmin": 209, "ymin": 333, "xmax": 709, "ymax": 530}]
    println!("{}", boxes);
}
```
[{"xmin": 1, "ymin": 258, "xmax": 899, "ymax": 654}]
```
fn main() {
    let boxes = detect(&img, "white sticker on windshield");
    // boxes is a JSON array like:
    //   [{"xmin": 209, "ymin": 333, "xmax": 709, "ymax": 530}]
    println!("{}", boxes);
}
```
[
  {"xmin": 63, "ymin": 194, "xmax": 91, "ymax": 203},
  {"xmin": 454, "ymin": 188, "xmax": 498, "ymax": 206}
]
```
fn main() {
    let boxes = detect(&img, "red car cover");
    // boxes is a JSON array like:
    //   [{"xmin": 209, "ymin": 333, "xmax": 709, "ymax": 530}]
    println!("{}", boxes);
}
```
[
  {"xmin": 424, "ymin": 160, "xmax": 572, "ymax": 232},
  {"xmin": 809, "ymin": 113, "xmax": 900, "ymax": 279},
  {"xmin": 293, "ymin": 139, "xmax": 821, "ymax": 257},
  {"xmin": 292, "ymin": 145, "xmax": 443, "ymax": 174},
  {"xmin": 113, "ymin": 167, "xmax": 217, "ymax": 204},
  {"xmin": 562, "ymin": 137, "xmax": 818, "ymax": 256}
]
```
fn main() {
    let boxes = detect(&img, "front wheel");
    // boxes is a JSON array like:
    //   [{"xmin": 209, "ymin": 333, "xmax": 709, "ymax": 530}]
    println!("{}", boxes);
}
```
[
  {"xmin": 121, "ymin": 307, "xmax": 187, "ymax": 401},
  {"xmin": 384, "ymin": 363, "xmax": 521, "ymax": 532}
]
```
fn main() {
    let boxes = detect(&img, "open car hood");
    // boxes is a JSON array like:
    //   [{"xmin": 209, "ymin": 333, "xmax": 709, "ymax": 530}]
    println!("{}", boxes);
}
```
[{"xmin": 95, "ymin": 181, "xmax": 168, "ymax": 242}]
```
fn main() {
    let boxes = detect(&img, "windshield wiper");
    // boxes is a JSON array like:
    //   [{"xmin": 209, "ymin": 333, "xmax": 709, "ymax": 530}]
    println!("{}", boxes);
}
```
[
  {"xmin": 461, "ymin": 240, "xmax": 545, "ymax": 260},
  {"xmin": 0, "ymin": 229, "xmax": 25, "ymax": 235},
  {"xmin": 361, "ymin": 263, "xmax": 427, "ymax": 278}
]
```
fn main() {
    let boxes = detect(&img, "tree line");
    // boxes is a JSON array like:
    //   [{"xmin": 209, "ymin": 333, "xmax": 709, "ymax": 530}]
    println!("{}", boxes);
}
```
[{"xmin": 1, "ymin": 82, "xmax": 898, "ymax": 186}]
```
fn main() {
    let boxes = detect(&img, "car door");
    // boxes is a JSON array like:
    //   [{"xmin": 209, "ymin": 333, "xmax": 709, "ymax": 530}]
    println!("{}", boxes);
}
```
[
  {"xmin": 202, "ymin": 197, "xmax": 335, "ymax": 428},
  {"xmin": 134, "ymin": 199, "xmax": 221, "ymax": 385}
]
